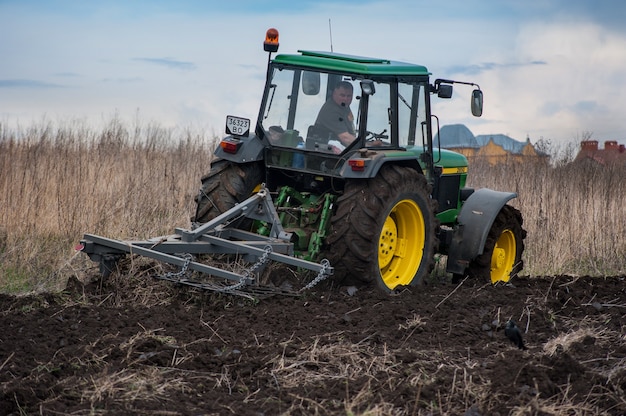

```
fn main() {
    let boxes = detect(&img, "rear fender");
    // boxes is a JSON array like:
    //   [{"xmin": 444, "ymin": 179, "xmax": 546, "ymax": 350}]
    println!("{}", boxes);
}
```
[
  {"xmin": 339, "ymin": 151, "xmax": 423, "ymax": 178},
  {"xmin": 446, "ymin": 188, "xmax": 517, "ymax": 275},
  {"xmin": 214, "ymin": 135, "xmax": 265, "ymax": 163}
]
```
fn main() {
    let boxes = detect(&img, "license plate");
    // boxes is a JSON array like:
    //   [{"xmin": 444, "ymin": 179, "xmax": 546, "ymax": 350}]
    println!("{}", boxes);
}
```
[{"xmin": 225, "ymin": 115, "xmax": 250, "ymax": 137}]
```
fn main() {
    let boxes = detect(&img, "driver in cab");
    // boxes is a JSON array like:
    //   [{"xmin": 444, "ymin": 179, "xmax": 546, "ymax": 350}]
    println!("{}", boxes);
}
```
[
  {"xmin": 314, "ymin": 81, "xmax": 383, "ymax": 153},
  {"xmin": 314, "ymin": 81, "xmax": 356, "ymax": 153}
]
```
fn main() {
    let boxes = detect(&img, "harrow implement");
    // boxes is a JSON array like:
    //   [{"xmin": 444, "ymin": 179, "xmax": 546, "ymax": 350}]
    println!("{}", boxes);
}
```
[{"xmin": 78, "ymin": 186, "xmax": 333, "ymax": 298}]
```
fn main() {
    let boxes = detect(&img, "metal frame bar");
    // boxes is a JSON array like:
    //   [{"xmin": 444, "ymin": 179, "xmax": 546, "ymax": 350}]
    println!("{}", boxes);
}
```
[
  {"xmin": 79, "ymin": 186, "xmax": 333, "ymax": 283},
  {"xmin": 81, "ymin": 233, "xmax": 256, "ymax": 283}
]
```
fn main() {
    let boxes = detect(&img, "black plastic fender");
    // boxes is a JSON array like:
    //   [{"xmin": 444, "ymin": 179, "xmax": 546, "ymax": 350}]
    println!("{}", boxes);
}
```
[
  {"xmin": 214, "ymin": 135, "xmax": 265, "ymax": 163},
  {"xmin": 445, "ymin": 188, "xmax": 517, "ymax": 275},
  {"xmin": 339, "ymin": 150, "xmax": 423, "ymax": 179}
]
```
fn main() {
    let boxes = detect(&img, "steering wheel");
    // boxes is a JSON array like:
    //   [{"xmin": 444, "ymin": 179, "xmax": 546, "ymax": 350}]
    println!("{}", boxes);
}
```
[{"xmin": 366, "ymin": 129, "xmax": 389, "ymax": 142}]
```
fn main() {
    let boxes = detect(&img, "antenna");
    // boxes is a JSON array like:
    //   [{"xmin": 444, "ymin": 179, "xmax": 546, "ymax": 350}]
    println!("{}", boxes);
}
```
[{"xmin": 328, "ymin": 18, "xmax": 334, "ymax": 52}]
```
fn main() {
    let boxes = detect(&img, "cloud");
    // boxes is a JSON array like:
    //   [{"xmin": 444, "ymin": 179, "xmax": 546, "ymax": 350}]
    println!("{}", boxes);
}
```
[
  {"xmin": 133, "ymin": 57, "xmax": 196, "ymax": 70},
  {"xmin": 447, "ymin": 61, "xmax": 547, "ymax": 76},
  {"xmin": 539, "ymin": 102, "xmax": 564, "ymax": 117},
  {"xmin": 54, "ymin": 72, "xmax": 81, "ymax": 78},
  {"xmin": 0, "ymin": 79, "xmax": 65, "ymax": 88},
  {"xmin": 100, "ymin": 77, "xmax": 143, "ymax": 84},
  {"xmin": 466, "ymin": 19, "xmax": 626, "ymax": 142},
  {"xmin": 1, "ymin": 0, "xmax": 625, "ymax": 144},
  {"xmin": 572, "ymin": 101, "xmax": 601, "ymax": 113},
  {"xmin": 550, "ymin": 0, "xmax": 626, "ymax": 34}
]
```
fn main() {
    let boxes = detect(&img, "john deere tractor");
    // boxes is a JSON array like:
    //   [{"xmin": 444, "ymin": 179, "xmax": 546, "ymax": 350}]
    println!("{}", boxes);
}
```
[
  {"xmin": 80, "ymin": 28, "xmax": 525, "ymax": 294},
  {"xmin": 190, "ymin": 29, "xmax": 526, "ymax": 292}
]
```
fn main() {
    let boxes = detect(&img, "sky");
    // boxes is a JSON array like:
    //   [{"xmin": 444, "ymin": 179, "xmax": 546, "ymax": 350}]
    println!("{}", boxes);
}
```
[{"xmin": 1, "ymin": 0, "xmax": 626, "ymax": 144}]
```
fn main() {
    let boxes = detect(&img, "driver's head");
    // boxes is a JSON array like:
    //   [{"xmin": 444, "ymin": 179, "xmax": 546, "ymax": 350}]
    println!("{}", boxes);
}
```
[{"xmin": 332, "ymin": 81, "xmax": 353, "ymax": 107}]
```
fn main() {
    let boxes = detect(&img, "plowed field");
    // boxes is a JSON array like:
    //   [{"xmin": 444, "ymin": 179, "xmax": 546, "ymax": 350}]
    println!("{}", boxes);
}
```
[{"xmin": 1, "ymin": 273, "xmax": 625, "ymax": 415}]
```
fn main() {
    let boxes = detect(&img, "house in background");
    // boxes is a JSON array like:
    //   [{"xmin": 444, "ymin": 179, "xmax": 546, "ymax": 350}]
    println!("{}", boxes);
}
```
[
  {"xmin": 573, "ymin": 140, "xmax": 626, "ymax": 166},
  {"xmin": 434, "ymin": 124, "xmax": 547, "ymax": 165}
]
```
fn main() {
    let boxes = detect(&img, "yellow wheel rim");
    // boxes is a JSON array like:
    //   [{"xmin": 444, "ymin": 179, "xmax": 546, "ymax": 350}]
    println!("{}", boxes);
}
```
[
  {"xmin": 378, "ymin": 199, "xmax": 425, "ymax": 290},
  {"xmin": 490, "ymin": 229, "xmax": 516, "ymax": 283}
]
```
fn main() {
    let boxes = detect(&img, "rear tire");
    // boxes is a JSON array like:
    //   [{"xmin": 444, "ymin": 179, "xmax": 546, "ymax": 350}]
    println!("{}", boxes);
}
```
[
  {"xmin": 325, "ymin": 165, "xmax": 438, "ymax": 292},
  {"xmin": 192, "ymin": 159, "xmax": 264, "ymax": 224},
  {"xmin": 467, "ymin": 205, "xmax": 525, "ymax": 283}
]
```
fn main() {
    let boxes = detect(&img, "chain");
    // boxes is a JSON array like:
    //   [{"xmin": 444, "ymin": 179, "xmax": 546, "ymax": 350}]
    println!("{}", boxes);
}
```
[
  {"xmin": 300, "ymin": 259, "xmax": 332, "ymax": 291},
  {"xmin": 193, "ymin": 246, "xmax": 273, "ymax": 294},
  {"xmin": 245, "ymin": 245, "xmax": 273, "ymax": 277},
  {"xmin": 152, "ymin": 247, "xmax": 332, "ymax": 298},
  {"xmin": 161, "ymin": 253, "xmax": 193, "ymax": 280},
  {"xmin": 212, "ymin": 276, "xmax": 247, "ymax": 292},
  {"xmin": 153, "ymin": 253, "xmax": 250, "ymax": 295}
]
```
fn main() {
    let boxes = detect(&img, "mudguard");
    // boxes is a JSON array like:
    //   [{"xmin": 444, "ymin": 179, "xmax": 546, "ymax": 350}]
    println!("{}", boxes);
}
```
[
  {"xmin": 339, "ymin": 150, "xmax": 423, "ymax": 179},
  {"xmin": 446, "ymin": 188, "xmax": 517, "ymax": 275},
  {"xmin": 214, "ymin": 135, "xmax": 265, "ymax": 163}
]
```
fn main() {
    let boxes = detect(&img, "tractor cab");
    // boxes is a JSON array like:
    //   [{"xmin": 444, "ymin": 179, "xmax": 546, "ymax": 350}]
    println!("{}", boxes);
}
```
[
  {"xmin": 256, "ymin": 49, "xmax": 434, "ymax": 177},
  {"xmin": 249, "ymin": 30, "xmax": 482, "ymax": 188}
]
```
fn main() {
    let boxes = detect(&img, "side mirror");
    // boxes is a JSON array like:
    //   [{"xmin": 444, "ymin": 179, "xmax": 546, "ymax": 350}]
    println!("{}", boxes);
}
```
[
  {"xmin": 360, "ymin": 80, "xmax": 376, "ymax": 96},
  {"xmin": 471, "ymin": 89, "xmax": 483, "ymax": 117},
  {"xmin": 302, "ymin": 71, "xmax": 320, "ymax": 95},
  {"xmin": 438, "ymin": 84, "xmax": 453, "ymax": 99}
]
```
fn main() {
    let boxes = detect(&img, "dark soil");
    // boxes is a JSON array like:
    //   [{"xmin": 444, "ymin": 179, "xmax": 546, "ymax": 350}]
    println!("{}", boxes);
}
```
[{"xmin": 1, "ymin": 272, "xmax": 625, "ymax": 415}]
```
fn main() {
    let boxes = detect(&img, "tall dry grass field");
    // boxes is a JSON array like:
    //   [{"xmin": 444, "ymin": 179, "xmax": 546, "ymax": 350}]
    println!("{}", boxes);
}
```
[
  {"xmin": 466, "ymin": 154, "xmax": 626, "ymax": 277},
  {"xmin": 1, "ymin": 120, "xmax": 624, "ymax": 293},
  {"xmin": 0, "ymin": 119, "xmax": 216, "ymax": 292}
]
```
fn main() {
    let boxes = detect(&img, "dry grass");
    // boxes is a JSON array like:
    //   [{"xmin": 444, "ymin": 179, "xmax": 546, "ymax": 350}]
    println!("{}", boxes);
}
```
[
  {"xmin": 1, "ymin": 118, "xmax": 625, "ymax": 292},
  {"xmin": 267, "ymin": 333, "xmax": 504, "ymax": 415},
  {"xmin": 0, "ymin": 118, "xmax": 216, "ymax": 292},
  {"xmin": 466, "ymin": 154, "xmax": 626, "ymax": 277}
]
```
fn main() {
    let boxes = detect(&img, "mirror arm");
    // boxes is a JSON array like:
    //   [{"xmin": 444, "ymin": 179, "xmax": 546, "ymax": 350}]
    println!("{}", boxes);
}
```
[{"xmin": 434, "ymin": 78, "xmax": 481, "ymax": 91}]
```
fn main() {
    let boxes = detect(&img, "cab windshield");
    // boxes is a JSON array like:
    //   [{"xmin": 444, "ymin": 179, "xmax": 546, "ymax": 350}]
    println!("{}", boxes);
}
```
[
  {"xmin": 260, "ymin": 66, "xmax": 428, "ymax": 155},
  {"xmin": 261, "ymin": 67, "xmax": 359, "ymax": 154}
]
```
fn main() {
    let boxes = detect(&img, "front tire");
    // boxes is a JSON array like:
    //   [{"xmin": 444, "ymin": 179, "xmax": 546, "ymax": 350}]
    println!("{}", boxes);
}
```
[
  {"xmin": 325, "ymin": 165, "xmax": 438, "ymax": 292},
  {"xmin": 467, "ymin": 205, "xmax": 526, "ymax": 283}
]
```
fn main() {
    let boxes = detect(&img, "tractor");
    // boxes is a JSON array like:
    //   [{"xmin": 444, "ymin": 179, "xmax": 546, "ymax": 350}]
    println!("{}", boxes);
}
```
[{"xmin": 79, "ymin": 28, "xmax": 525, "ymax": 295}]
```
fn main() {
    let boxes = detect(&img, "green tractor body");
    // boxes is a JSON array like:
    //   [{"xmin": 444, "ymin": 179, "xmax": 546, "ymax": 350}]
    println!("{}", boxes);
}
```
[{"xmin": 194, "ymin": 37, "xmax": 526, "ymax": 291}]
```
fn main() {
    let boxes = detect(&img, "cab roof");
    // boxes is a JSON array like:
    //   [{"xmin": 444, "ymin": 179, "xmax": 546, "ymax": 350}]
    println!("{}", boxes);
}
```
[{"xmin": 272, "ymin": 50, "xmax": 431, "ymax": 77}]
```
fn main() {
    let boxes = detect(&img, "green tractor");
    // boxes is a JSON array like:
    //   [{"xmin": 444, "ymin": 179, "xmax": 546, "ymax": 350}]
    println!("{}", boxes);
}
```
[{"xmin": 191, "ymin": 29, "xmax": 526, "ymax": 292}]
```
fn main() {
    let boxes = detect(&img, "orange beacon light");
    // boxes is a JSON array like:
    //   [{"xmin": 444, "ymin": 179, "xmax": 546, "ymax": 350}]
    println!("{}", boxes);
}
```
[{"xmin": 264, "ymin": 28, "xmax": 279, "ymax": 52}]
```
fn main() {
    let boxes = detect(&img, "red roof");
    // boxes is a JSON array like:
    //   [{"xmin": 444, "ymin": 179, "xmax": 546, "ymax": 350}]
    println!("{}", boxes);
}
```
[{"xmin": 574, "ymin": 140, "xmax": 626, "ymax": 165}]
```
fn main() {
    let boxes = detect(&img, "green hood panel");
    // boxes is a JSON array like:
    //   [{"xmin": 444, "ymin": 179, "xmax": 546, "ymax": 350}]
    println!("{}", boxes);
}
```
[
  {"xmin": 404, "ymin": 146, "xmax": 469, "ymax": 169},
  {"xmin": 434, "ymin": 148, "xmax": 469, "ymax": 169}
]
